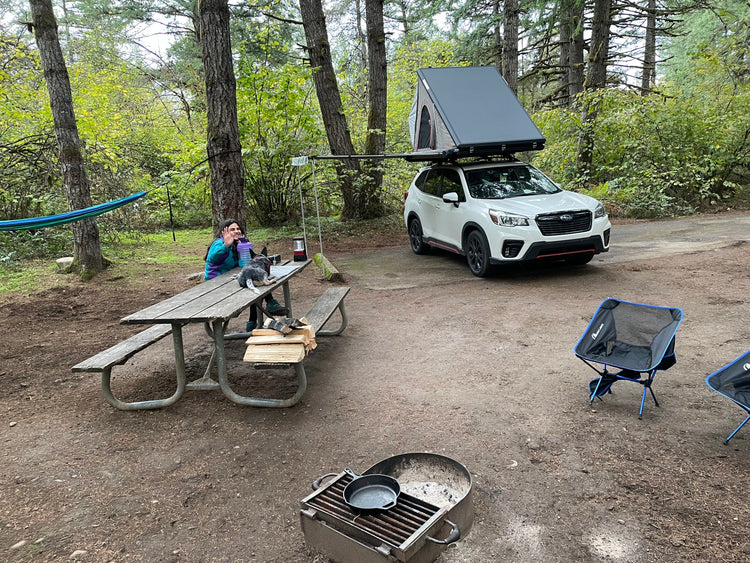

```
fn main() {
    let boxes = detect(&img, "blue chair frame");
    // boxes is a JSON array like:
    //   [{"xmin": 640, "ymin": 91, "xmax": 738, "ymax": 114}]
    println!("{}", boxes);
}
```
[
  {"xmin": 575, "ymin": 298, "xmax": 683, "ymax": 419},
  {"xmin": 706, "ymin": 350, "xmax": 750, "ymax": 444}
]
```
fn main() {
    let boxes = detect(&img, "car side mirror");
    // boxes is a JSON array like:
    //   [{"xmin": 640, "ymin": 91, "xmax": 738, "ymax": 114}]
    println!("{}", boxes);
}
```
[{"xmin": 442, "ymin": 192, "xmax": 459, "ymax": 207}]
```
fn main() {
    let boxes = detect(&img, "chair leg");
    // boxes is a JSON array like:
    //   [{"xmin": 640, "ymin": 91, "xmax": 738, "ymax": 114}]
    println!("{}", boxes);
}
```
[
  {"xmin": 639, "ymin": 387, "xmax": 647, "ymax": 419},
  {"xmin": 725, "ymin": 415, "xmax": 750, "ymax": 445},
  {"xmin": 637, "ymin": 371, "xmax": 661, "ymax": 419},
  {"xmin": 647, "ymin": 385, "xmax": 659, "ymax": 407},
  {"xmin": 589, "ymin": 376, "xmax": 603, "ymax": 404}
]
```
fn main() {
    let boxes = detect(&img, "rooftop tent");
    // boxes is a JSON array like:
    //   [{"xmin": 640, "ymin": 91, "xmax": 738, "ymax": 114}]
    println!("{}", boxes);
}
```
[{"xmin": 408, "ymin": 66, "xmax": 545, "ymax": 158}]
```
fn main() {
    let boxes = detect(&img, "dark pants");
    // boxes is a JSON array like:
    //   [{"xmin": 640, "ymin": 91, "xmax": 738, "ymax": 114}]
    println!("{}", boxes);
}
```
[{"xmin": 249, "ymin": 295, "xmax": 274, "ymax": 322}]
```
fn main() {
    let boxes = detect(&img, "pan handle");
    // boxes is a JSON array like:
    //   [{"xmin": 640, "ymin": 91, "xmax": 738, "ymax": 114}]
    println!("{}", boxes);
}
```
[
  {"xmin": 426, "ymin": 519, "xmax": 460, "ymax": 545},
  {"xmin": 311, "ymin": 472, "xmax": 338, "ymax": 491}
]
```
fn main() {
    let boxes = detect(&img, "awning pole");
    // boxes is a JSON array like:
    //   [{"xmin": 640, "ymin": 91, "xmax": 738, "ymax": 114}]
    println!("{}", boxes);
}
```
[
  {"xmin": 295, "ymin": 160, "xmax": 307, "ymax": 253},
  {"xmin": 311, "ymin": 159, "xmax": 324, "ymax": 259}
]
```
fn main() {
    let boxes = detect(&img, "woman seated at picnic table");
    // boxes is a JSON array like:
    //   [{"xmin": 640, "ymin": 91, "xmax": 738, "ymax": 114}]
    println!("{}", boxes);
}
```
[{"xmin": 204, "ymin": 218, "xmax": 288, "ymax": 332}]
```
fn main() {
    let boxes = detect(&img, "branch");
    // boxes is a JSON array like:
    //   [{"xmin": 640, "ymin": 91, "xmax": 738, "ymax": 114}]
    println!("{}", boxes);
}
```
[{"xmin": 264, "ymin": 12, "xmax": 302, "ymax": 26}]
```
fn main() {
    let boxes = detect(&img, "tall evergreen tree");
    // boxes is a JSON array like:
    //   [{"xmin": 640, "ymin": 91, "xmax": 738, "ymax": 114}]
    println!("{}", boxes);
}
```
[
  {"xmin": 29, "ymin": 0, "xmax": 104, "ymax": 278},
  {"xmin": 299, "ymin": 0, "xmax": 361, "ymax": 219},
  {"xmin": 363, "ymin": 0, "xmax": 387, "ymax": 217},
  {"xmin": 503, "ymin": 0, "xmax": 519, "ymax": 93},
  {"xmin": 198, "ymin": 0, "xmax": 246, "ymax": 233},
  {"xmin": 577, "ymin": 0, "xmax": 612, "ymax": 177}
]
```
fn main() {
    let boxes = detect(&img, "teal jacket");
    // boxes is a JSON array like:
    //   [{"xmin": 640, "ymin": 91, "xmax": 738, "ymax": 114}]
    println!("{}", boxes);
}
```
[{"xmin": 204, "ymin": 238, "xmax": 239, "ymax": 280}]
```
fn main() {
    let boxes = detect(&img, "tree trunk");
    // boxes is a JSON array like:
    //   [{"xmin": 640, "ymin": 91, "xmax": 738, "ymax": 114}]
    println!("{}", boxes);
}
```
[
  {"xmin": 559, "ymin": 0, "xmax": 585, "ymax": 106},
  {"xmin": 354, "ymin": 0, "xmax": 368, "ymax": 71},
  {"xmin": 29, "ymin": 0, "xmax": 104, "ymax": 279},
  {"xmin": 361, "ymin": 0, "xmax": 387, "ymax": 218},
  {"xmin": 198, "ymin": 0, "xmax": 247, "ymax": 234},
  {"xmin": 299, "ymin": 0, "xmax": 360, "ymax": 220},
  {"xmin": 577, "ymin": 0, "xmax": 611, "ymax": 182},
  {"xmin": 493, "ymin": 0, "xmax": 502, "ymax": 72},
  {"xmin": 641, "ymin": 0, "xmax": 657, "ymax": 94},
  {"xmin": 569, "ymin": 2, "xmax": 585, "ymax": 101},
  {"xmin": 585, "ymin": 0, "xmax": 611, "ymax": 91},
  {"xmin": 502, "ymin": 0, "xmax": 519, "ymax": 94},
  {"xmin": 559, "ymin": 11, "xmax": 571, "ymax": 107}
]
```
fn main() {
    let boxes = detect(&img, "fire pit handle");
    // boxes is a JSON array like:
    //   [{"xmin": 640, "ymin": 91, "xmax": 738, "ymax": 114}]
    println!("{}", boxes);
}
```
[
  {"xmin": 426, "ymin": 519, "xmax": 460, "ymax": 545},
  {"xmin": 311, "ymin": 473, "xmax": 339, "ymax": 491}
]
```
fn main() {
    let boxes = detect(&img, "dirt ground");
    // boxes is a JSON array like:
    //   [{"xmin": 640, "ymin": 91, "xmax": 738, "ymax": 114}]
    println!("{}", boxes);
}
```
[{"xmin": 2, "ymin": 218, "xmax": 750, "ymax": 562}]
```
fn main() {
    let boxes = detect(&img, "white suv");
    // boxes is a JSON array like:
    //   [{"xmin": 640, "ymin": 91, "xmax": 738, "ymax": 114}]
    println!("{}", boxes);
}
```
[{"xmin": 403, "ymin": 160, "xmax": 611, "ymax": 276}]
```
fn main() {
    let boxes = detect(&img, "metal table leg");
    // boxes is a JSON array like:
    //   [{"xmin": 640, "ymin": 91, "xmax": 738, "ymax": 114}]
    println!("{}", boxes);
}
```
[
  {"xmin": 186, "ymin": 321, "xmax": 222, "ymax": 390},
  {"xmin": 99, "ymin": 324, "xmax": 188, "ymax": 410},
  {"xmin": 215, "ymin": 317, "xmax": 307, "ymax": 408}
]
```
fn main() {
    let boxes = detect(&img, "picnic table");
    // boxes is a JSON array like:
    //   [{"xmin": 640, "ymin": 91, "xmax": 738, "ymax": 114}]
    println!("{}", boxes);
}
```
[{"xmin": 73, "ymin": 260, "xmax": 316, "ymax": 410}]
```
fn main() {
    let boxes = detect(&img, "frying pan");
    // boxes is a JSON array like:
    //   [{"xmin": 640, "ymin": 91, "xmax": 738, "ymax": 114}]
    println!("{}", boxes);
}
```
[
  {"xmin": 342, "ymin": 468, "xmax": 400, "ymax": 512},
  {"xmin": 311, "ymin": 468, "xmax": 400, "ymax": 513}
]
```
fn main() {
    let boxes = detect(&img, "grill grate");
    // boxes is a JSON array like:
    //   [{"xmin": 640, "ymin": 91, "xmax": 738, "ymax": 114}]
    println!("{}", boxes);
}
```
[
  {"xmin": 536, "ymin": 210, "xmax": 592, "ymax": 235},
  {"xmin": 306, "ymin": 473, "xmax": 440, "ymax": 548}
]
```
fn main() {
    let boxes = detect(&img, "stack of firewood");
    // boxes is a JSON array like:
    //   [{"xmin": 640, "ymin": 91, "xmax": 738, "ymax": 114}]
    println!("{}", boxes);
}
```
[{"xmin": 242, "ymin": 317, "xmax": 316, "ymax": 363}]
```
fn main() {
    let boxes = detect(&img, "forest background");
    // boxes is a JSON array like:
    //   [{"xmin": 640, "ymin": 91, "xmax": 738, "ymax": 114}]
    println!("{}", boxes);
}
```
[{"xmin": 2, "ymin": 0, "xmax": 750, "ymax": 269}]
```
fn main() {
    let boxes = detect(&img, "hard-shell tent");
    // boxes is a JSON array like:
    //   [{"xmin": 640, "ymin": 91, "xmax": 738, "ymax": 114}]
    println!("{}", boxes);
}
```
[{"xmin": 408, "ymin": 66, "xmax": 545, "ymax": 159}]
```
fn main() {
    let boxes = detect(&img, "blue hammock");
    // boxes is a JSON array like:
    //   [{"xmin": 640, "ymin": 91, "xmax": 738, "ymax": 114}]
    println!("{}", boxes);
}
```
[{"xmin": 0, "ymin": 192, "xmax": 146, "ymax": 232}]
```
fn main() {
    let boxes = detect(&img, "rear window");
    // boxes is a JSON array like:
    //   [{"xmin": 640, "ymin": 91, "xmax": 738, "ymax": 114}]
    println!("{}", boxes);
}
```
[{"xmin": 465, "ymin": 165, "xmax": 561, "ymax": 199}]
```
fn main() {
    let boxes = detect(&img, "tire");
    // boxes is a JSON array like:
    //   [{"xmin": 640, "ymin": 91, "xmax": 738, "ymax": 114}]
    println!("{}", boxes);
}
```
[
  {"xmin": 408, "ymin": 217, "xmax": 430, "ymax": 255},
  {"xmin": 565, "ymin": 253, "xmax": 594, "ymax": 265},
  {"xmin": 466, "ymin": 230, "xmax": 491, "ymax": 277}
]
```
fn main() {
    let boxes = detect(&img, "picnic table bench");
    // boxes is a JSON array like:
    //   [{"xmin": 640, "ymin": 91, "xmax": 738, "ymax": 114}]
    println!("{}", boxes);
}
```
[
  {"xmin": 71, "ymin": 261, "xmax": 350, "ymax": 410},
  {"xmin": 72, "ymin": 324, "xmax": 178, "ymax": 411},
  {"xmin": 237, "ymin": 286, "xmax": 350, "ymax": 407}
]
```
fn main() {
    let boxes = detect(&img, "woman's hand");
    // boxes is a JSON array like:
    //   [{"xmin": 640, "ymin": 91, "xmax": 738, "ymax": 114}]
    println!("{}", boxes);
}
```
[{"xmin": 221, "ymin": 226, "xmax": 235, "ymax": 247}]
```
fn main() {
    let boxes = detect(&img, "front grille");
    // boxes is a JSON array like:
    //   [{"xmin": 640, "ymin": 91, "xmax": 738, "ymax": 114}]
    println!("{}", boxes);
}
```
[{"xmin": 536, "ymin": 210, "xmax": 592, "ymax": 236}]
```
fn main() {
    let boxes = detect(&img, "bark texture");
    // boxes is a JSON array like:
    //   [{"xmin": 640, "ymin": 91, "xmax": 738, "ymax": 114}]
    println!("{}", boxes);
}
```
[
  {"xmin": 30, "ymin": 0, "xmax": 104, "ymax": 278},
  {"xmin": 198, "ymin": 0, "xmax": 247, "ymax": 234},
  {"xmin": 362, "ymin": 0, "xmax": 387, "ymax": 218},
  {"xmin": 577, "ymin": 0, "xmax": 611, "ymax": 177},
  {"xmin": 299, "ymin": 0, "xmax": 359, "ymax": 219},
  {"xmin": 559, "ymin": 0, "xmax": 584, "ymax": 107},
  {"xmin": 641, "ymin": 0, "xmax": 657, "ymax": 94},
  {"xmin": 502, "ymin": 0, "xmax": 519, "ymax": 94}
]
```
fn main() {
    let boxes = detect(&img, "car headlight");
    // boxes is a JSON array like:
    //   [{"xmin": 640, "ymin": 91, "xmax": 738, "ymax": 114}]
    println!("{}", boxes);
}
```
[
  {"xmin": 594, "ymin": 202, "xmax": 606, "ymax": 219},
  {"xmin": 489, "ymin": 209, "xmax": 529, "ymax": 227}
]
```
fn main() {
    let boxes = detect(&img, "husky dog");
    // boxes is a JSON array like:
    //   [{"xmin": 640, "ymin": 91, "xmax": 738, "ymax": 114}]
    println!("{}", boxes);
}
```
[{"xmin": 236, "ymin": 248, "xmax": 276, "ymax": 293}]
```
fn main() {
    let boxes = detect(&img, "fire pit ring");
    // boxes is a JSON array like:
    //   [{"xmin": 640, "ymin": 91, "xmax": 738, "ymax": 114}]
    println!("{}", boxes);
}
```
[{"xmin": 364, "ymin": 452, "xmax": 474, "ymax": 537}]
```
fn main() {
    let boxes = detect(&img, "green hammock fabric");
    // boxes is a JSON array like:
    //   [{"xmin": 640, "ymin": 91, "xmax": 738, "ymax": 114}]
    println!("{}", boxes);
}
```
[{"xmin": 0, "ymin": 192, "xmax": 147, "ymax": 232}]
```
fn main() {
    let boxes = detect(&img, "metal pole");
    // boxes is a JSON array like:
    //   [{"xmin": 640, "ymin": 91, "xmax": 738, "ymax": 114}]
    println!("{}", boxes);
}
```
[
  {"xmin": 311, "ymin": 159, "xmax": 324, "ymax": 259},
  {"xmin": 297, "ymin": 162, "xmax": 307, "ymax": 255}
]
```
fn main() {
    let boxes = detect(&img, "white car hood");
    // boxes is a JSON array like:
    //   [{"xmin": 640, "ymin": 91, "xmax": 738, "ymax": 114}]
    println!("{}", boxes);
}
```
[{"xmin": 479, "ymin": 190, "xmax": 597, "ymax": 216}]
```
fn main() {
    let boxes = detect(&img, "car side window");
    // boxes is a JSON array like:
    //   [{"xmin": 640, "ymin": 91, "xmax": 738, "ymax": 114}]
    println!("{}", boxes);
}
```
[
  {"xmin": 413, "ymin": 170, "xmax": 430, "ymax": 192},
  {"xmin": 441, "ymin": 169, "xmax": 465, "ymax": 202},
  {"xmin": 421, "ymin": 170, "xmax": 443, "ymax": 197}
]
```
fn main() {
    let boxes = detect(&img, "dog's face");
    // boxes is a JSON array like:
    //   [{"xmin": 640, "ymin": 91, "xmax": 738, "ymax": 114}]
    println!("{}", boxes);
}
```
[
  {"xmin": 252, "ymin": 254, "xmax": 272, "ymax": 275},
  {"xmin": 238, "ymin": 260, "xmax": 269, "ymax": 286}
]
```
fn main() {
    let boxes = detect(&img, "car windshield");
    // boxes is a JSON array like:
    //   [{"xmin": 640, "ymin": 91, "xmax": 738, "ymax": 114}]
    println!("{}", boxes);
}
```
[{"xmin": 465, "ymin": 165, "xmax": 561, "ymax": 199}]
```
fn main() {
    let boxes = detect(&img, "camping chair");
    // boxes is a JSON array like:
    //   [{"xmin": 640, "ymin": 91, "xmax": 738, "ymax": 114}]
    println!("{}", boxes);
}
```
[
  {"xmin": 574, "ymin": 298, "xmax": 683, "ymax": 419},
  {"xmin": 705, "ymin": 350, "xmax": 750, "ymax": 444}
]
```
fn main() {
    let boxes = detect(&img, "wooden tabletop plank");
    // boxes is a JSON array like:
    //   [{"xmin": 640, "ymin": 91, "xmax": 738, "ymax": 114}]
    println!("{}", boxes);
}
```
[
  {"xmin": 122, "ymin": 260, "xmax": 310, "ymax": 325},
  {"xmin": 121, "ymin": 273, "xmax": 235, "ymax": 323}
]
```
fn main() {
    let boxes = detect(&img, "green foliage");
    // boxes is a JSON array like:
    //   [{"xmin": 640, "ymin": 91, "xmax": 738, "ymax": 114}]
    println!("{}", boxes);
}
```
[
  {"xmin": 0, "ymin": 228, "xmax": 73, "ymax": 263},
  {"xmin": 4, "ymin": 0, "xmax": 750, "ymax": 238},
  {"xmin": 236, "ymin": 59, "xmax": 327, "ymax": 226},
  {"xmin": 534, "ymin": 81, "xmax": 750, "ymax": 217},
  {"xmin": 0, "ymin": 36, "xmax": 62, "ymax": 221}
]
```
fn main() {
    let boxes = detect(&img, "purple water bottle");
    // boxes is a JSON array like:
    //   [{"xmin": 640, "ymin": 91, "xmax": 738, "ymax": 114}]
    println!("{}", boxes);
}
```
[{"xmin": 237, "ymin": 239, "xmax": 253, "ymax": 267}]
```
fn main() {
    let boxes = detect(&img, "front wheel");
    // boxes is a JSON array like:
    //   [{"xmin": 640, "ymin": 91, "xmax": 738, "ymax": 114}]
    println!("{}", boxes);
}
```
[
  {"xmin": 466, "ymin": 230, "xmax": 491, "ymax": 277},
  {"xmin": 408, "ymin": 218, "xmax": 430, "ymax": 255}
]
